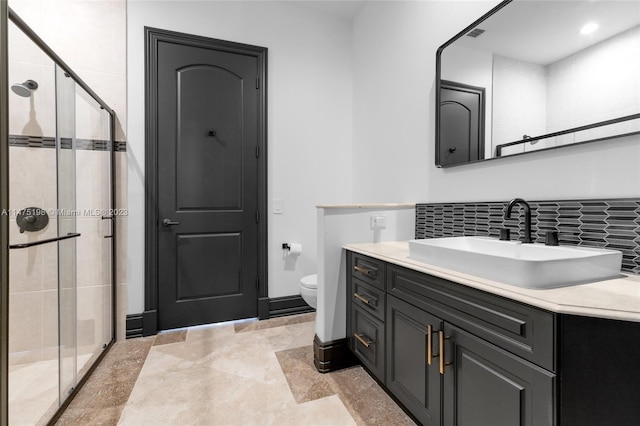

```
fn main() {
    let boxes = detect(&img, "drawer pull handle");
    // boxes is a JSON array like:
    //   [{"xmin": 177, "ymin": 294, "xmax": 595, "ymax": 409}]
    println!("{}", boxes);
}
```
[
  {"xmin": 354, "ymin": 265, "xmax": 377, "ymax": 277},
  {"xmin": 439, "ymin": 330, "xmax": 451, "ymax": 375},
  {"xmin": 354, "ymin": 333, "xmax": 373, "ymax": 348},
  {"xmin": 427, "ymin": 324, "xmax": 433, "ymax": 365},
  {"xmin": 354, "ymin": 292, "xmax": 373, "ymax": 305}
]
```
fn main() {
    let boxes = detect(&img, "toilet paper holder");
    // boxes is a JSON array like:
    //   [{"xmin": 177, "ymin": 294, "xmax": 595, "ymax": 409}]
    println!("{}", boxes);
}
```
[{"xmin": 282, "ymin": 242, "xmax": 302, "ymax": 255}]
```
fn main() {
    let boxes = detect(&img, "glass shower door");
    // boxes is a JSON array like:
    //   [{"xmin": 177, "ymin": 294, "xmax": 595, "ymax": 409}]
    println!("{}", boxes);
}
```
[
  {"xmin": 73, "ymin": 75, "xmax": 113, "ymax": 379},
  {"xmin": 7, "ymin": 20, "xmax": 61, "ymax": 425},
  {"xmin": 55, "ymin": 63, "xmax": 114, "ymax": 400},
  {"xmin": 7, "ymin": 10, "xmax": 115, "ymax": 423},
  {"xmin": 55, "ymin": 64, "xmax": 77, "ymax": 401}
]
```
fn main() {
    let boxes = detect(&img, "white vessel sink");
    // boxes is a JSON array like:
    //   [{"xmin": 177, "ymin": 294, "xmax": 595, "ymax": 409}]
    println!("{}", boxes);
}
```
[{"xmin": 408, "ymin": 236, "xmax": 622, "ymax": 289}]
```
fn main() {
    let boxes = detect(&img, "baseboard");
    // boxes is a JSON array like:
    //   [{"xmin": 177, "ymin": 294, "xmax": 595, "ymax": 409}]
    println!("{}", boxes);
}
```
[
  {"xmin": 313, "ymin": 334, "xmax": 357, "ymax": 373},
  {"xmin": 125, "ymin": 310, "xmax": 158, "ymax": 338},
  {"xmin": 125, "ymin": 314, "xmax": 143, "ymax": 339},
  {"xmin": 143, "ymin": 309, "xmax": 158, "ymax": 336},
  {"xmin": 126, "ymin": 298, "xmax": 311, "ymax": 338},
  {"xmin": 258, "ymin": 297, "xmax": 270, "ymax": 320},
  {"xmin": 269, "ymin": 295, "xmax": 315, "ymax": 318}
]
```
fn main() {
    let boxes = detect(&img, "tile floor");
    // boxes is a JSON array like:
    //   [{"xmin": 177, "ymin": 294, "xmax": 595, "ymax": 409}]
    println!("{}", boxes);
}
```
[{"xmin": 53, "ymin": 313, "xmax": 415, "ymax": 425}]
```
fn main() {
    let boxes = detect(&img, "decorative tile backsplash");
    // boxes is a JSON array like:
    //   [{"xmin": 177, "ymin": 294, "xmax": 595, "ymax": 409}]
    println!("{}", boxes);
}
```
[
  {"xmin": 9, "ymin": 134, "xmax": 127, "ymax": 151},
  {"xmin": 415, "ymin": 199, "xmax": 640, "ymax": 274}
]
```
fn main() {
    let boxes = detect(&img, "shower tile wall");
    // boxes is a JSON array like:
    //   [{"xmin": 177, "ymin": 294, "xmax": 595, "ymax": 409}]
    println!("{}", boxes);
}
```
[
  {"xmin": 415, "ymin": 199, "xmax": 640, "ymax": 275},
  {"xmin": 7, "ymin": 141, "xmax": 114, "ymax": 367},
  {"xmin": 7, "ymin": 0, "xmax": 128, "ymax": 370}
]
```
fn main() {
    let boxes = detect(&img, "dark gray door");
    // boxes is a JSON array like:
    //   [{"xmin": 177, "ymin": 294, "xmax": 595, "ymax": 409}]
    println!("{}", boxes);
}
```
[
  {"xmin": 156, "ymin": 39, "xmax": 260, "ymax": 330},
  {"xmin": 386, "ymin": 296, "xmax": 442, "ymax": 426},
  {"xmin": 443, "ymin": 323, "xmax": 555, "ymax": 426},
  {"xmin": 439, "ymin": 81, "xmax": 484, "ymax": 167}
]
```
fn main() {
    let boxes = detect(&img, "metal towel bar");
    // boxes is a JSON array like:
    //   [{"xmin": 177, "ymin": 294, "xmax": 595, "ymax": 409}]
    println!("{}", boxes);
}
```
[{"xmin": 9, "ymin": 232, "xmax": 81, "ymax": 249}]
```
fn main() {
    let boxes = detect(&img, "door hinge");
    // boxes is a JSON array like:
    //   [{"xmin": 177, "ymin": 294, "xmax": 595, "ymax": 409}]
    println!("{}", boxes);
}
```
[
  {"xmin": 256, "ymin": 145, "xmax": 260, "ymax": 158},
  {"xmin": 256, "ymin": 77, "xmax": 260, "ymax": 89},
  {"xmin": 256, "ymin": 210, "xmax": 260, "ymax": 223}
]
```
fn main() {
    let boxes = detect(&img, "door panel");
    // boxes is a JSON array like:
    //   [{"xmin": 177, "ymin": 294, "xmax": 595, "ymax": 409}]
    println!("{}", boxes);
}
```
[
  {"xmin": 386, "ymin": 296, "xmax": 442, "ymax": 426},
  {"xmin": 440, "ymin": 101, "xmax": 471, "ymax": 162},
  {"xmin": 443, "ymin": 323, "xmax": 555, "ymax": 426},
  {"xmin": 457, "ymin": 351, "xmax": 524, "ymax": 425},
  {"xmin": 177, "ymin": 65, "xmax": 243, "ymax": 210},
  {"xmin": 176, "ymin": 233, "xmax": 242, "ymax": 300},
  {"xmin": 156, "ymin": 39, "xmax": 259, "ymax": 330}
]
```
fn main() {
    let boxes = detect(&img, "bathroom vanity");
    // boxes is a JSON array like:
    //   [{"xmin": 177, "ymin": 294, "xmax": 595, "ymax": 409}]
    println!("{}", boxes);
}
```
[{"xmin": 345, "ymin": 241, "xmax": 640, "ymax": 426}]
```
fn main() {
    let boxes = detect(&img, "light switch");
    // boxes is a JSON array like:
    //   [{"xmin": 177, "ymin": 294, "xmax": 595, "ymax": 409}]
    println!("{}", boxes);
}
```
[{"xmin": 273, "ymin": 198, "xmax": 284, "ymax": 214}]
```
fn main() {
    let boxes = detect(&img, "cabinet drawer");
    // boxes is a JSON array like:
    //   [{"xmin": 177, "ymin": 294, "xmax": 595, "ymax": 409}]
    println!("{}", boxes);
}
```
[
  {"xmin": 350, "ymin": 304, "xmax": 385, "ymax": 382},
  {"xmin": 352, "ymin": 278, "xmax": 385, "ymax": 321},
  {"xmin": 351, "ymin": 253, "xmax": 385, "ymax": 290},
  {"xmin": 388, "ymin": 265, "xmax": 555, "ymax": 371}
]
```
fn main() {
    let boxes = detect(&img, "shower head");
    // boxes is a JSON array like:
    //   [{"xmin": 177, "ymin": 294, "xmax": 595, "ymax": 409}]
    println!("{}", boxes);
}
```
[{"xmin": 11, "ymin": 79, "xmax": 38, "ymax": 98}]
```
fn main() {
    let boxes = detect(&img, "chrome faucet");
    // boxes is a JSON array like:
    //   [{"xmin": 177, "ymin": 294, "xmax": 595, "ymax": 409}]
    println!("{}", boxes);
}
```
[{"xmin": 505, "ymin": 198, "xmax": 533, "ymax": 243}]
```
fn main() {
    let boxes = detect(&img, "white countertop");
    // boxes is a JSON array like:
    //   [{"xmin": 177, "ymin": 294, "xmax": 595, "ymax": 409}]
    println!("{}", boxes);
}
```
[{"xmin": 344, "ymin": 241, "xmax": 640, "ymax": 323}]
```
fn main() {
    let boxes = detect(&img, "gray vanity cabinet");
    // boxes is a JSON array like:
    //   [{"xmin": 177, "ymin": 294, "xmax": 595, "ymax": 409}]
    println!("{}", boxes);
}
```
[
  {"xmin": 386, "ymin": 294, "xmax": 553, "ymax": 426},
  {"xmin": 346, "ymin": 250, "xmax": 640, "ymax": 426},
  {"xmin": 442, "ymin": 322, "xmax": 554, "ymax": 426},
  {"xmin": 348, "ymin": 253, "xmax": 387, "ymax": 382},
  {"xmin": 347, "ymin": 250, "xmax": 555, "ymax": 426},
  {"xmin": 350, "ymin": 303, "xmax": 385, "ymax": 381},
  {"xmin": 386, "ymin": 296, "xmax": 442, "ymax": 425}
]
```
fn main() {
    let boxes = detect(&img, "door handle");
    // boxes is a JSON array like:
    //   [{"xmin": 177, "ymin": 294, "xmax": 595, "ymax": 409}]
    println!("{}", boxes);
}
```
[
  {"xmin": 162, "ymin": 219, "xmax": 180, "ymax": 226},
  {"xmin": 354, "ymin": 265, "xmax": 376, "ymax": 277},
  {"xmin": 427, "ymin": 324, "xmax": 433, "ymax": 366},
  {"xmin": 353, "ymin": 292, "xmax": 373, "ymax": 305},
  {"xmin": 354, "ymin": 333, "xmax": 372, "ymax": 348},
  {"xmin": 439, "ymin": 330, "xmax": 451, "ymax": 375}
]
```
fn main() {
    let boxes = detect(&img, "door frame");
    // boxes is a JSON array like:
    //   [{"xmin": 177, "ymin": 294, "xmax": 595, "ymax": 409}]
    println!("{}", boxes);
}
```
[{"xmin": 144, "ymin": 27, "xmax": 268, "ymax": 335}]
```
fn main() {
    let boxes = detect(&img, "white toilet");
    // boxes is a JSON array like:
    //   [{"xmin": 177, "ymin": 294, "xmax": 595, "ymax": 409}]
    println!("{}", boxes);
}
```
[{"xmin": 300, "ymin": 274, "xmax": 317, "ymax": 309}]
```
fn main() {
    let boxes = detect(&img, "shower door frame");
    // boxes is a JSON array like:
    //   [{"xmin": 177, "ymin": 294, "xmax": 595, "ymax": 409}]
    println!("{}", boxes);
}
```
[
  {"xmin": 1, "ymin": 8, "xmax": 117, "ymax": 425},
  {"xmin": 1, "ymin": 2, "xmax": 10, "ymax": 425}
]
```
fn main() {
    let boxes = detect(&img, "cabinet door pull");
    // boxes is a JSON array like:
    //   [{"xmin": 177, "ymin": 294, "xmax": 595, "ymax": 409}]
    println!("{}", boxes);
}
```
[
  {"xmin": 354, "ymin": 333, "xmax": 373, "ymax": 348},
  {"xmin": 427, "ymin": 324, "xmax": 433, "ymax": 365},
  {"xmin": 354, "ymin": 265, "xmax": 376, "ymax": 277},
  {"xmin": 354, "ymin": 292, "xmax": 372, "ymax": 305},
  {"xmin": 439, "ymin": 330, "xmax": 451, "ymax": 375}
]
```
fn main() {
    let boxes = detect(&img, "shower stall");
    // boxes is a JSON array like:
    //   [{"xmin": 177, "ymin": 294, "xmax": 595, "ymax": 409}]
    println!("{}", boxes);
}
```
[{"xmin": 1, "ymin": 6, "xmax": 116, "ymax": 425}]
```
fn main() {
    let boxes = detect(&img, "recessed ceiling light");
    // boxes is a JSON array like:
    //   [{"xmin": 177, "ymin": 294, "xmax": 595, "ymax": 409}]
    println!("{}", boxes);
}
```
[{"xmin": 580, "ymin": 22, "xmax": 599, "ymax": 35}]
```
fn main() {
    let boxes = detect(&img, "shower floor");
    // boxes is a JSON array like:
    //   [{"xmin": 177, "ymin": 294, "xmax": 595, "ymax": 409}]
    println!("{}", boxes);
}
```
[{"xmin": 9, "ymin": 352, "xmax": 94, "ymax": 425}]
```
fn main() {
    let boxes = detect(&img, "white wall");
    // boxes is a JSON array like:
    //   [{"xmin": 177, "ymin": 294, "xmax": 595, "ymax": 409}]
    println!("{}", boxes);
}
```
[
  {"xmin": 126, "ymin": 1, "xmax": 354, "ymax": 312},
  {"xmin": 317, "ymin": 205, "xmax": 415, "ymax": 342},
  {"xmin": 492, "ymin": 54, "xmax": 547, "ymax": 154},
  {"xmin": 495, "ymin": 25, "xmax": 640, "ymax": 155},
  {"xmin": 546, "ymin": 25, "xmax": 640, "ymax": 142},
  {"xmin": 353, "ymin": 0, "xmax": 640, "ymax": 204},
  {"xmin": 127, "ymin": 0, "xmax": 640, "ymax": 314}
]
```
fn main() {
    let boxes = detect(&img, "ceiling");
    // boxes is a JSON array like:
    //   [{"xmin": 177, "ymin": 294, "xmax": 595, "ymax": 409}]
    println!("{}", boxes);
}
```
[
  {"xmin": 287, "ymin": 0, "xmax": 366, "ymax": 20},
  {"xmin": 455, "ymin": 0, "xmax": 640, "ymax": 65}
]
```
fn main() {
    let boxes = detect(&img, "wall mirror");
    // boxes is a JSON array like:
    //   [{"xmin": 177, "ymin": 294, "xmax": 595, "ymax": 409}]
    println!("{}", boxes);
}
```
[{"xmin": 435, "ymin": 0, "xmax": 640, "ymax": 167}]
